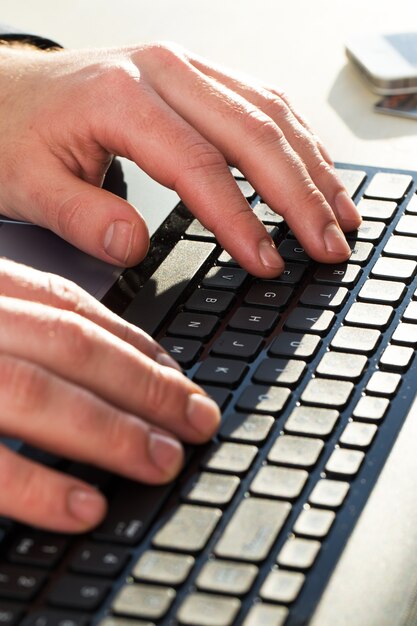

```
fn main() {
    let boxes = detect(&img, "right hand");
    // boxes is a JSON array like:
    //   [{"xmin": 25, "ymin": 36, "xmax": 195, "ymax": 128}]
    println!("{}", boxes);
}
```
[{"xmin": 0, "ymin": 259, "xmax": 220, "ymax": 532}]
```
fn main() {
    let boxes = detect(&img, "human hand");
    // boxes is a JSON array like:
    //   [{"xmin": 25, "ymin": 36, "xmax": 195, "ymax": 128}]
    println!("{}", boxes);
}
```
[
  {"xmin": 0, "ymin": 259, "xmax": 220, "ymax": 532},
  {"xmin": 0, "ymin": 42, "xmax": 360, "ymax": 276}
]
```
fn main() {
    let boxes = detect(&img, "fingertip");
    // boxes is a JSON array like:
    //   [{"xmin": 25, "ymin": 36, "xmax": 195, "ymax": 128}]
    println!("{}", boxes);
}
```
[
  {"xmin": 103, "ymin": 216, "xmax": 149, "ymax": 266},
  {"xmin": 323, "ymin": 222, "xmax": 351, "ymax": 259},
  {"xmin": 334, "ymin": 190, "xmax": 362, "ymax": 232},
  {"xmin": 67, "ymin": 487, "xmax": 107, "ymax": 531},
  {"xmin": 258, "ymin": 238, "xmax": 285, "ymax": 275}
]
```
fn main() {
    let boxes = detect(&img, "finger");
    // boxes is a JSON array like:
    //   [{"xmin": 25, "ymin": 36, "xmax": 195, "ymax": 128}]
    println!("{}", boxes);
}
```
[
  {"xmin": 185, "ymin": 53, "xmax": 361, "ymax": 233},
  {"xmin": 88, "ymin": 66, "xmax": 283, "ymax": 276},
  {"xmin": 0, "ymin": 297, "xmax": 221, "ymax": 443},
  {"xmin": 0, "ymin": 442, "xmax": 107, "ymax": 532},
  {"xmin": 0, "ymin": 258, "xmax": 181, "ymax": 371},
  {"xmin": 0, "ymin": 355, "xmax": 184, "ymax": 485},
  {"xmin": 137, "ymin": 45, "xmax": 352, "ymax": 263},
  {"xmin": 3, "ymin": 155, "xmax": 150, "ymax": 267}
]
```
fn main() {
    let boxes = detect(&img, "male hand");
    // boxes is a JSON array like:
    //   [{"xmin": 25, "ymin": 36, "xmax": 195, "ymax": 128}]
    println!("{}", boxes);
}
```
[{"xmin": 0, "ymin": 42, "xmax": 361, "ymax": 276}]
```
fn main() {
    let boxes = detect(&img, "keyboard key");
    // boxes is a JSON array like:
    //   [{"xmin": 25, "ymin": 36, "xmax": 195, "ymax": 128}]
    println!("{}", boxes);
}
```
[
  {"xmin": 335, "ymin": 168, "xmax": 366, "ymax": 197},
  {"xmin": 331, "ymin": 326, "xmax": 380, "ymax": 354},
  {"xmin": 391, "ymin": 322, "xmax": 417, "ymax": 346},
  {"xmin": 384, "ymin": 235, "xmax": 417, "ymax": 259},
  {"xmin": 308, "ymin": 479, "xmax": 350, "ymax": 508},
  {"xmin": 366, "ymin": 371, "xmax": 401, "ymax": 396},
  {"xmin": 403, "ymin": 300, "xmax": 417, "ymax": 322},
  {"xmin": 253, "ymin": 202, "xmax": 284, "ymax": 225},
  {"xmin": 211, "ymin": 331, "xmax": 262, "ymax": 360},
  {"xmin": 8, "ymin": 532, "xmax": 68, "ymax": 568},
  {"xmin": 202, "ymin": 443, "xmax": 257, "ymax": 475},
  {"xmin": 277, "ymin": 537, "xmax": 321, "ymax": 569},
  {"xmin": 219, "ymin": 413, "xmax": 274, "ymax": 445},
  {"xmin": 236, "ymin": 178, "xmax": 256, "ymax": 199},
  {"xmin": 284, "ymin": 307, "xmax": 335, "ymax": 335},
  {"xmin": 244, "ymin": 282, "xmax": 293, "ymax": 309},
  {"xmin": 112, "ymin": 583, "xmax": 175, "ymax": 620},
  {"xmin": 185, "ymin": 220, "xmax": 215, "ymax": 240},
  {"xmin": 21, "ymin": 612, "xmax": 88, "ymax": 626},
  {"xmin": 406, "ymin": 192, "xmax": 417, "ymax": 213},
  {"xmin": 344, "ymin": 302, "xmax": 393, "ymax": 329},
  {"xmin": 217, "ymin": 250, "xmax": 239, "ymax": 266},
  {"xmin": 268, "ymin": 435, "xmax": 324, "ymax": 468},
  {"xmin": 260, "ymin": 569, "xmax": 305, "ymax": 604},
  {"xmin": 325, "ymin": 448, "xmax": 365, "ymax": 477},
  {"xmin": 358, "ymin": 279, "xmax": 406, "ymax": 304},
  {"xmin": 47, "ymin": 575, "xmax": 110, "ymax": 611},
  {"xmin": 202, "ymin": 266, "xmax": 247, "ymax": 290},
  {"xmin": 395, "ymin": 214, "xmax": 417, "ymax": 236},
  {"xmin": 236, "ymin": 385, "xmax": 291, "ymax": 414},
  {"xmin": 364, "ymin": 172, "xmax": 412, "ymax": 200},
  {"xmin": 0, "ymin": 604, "xmax": 22, "ymax": 626},
  {"xmin": 177, "ymin": 592, "xmax": 240, "ymax": 626},
  {"xmin": 293, "ymin": 508, "xmax": 335, "ymax": 538},
  {"xmin": 253, "ymin": 358, "xmax": 306, "ymax": 387},
  {"xmin": 243, "ymin": 603, "xmax": 288, "ymax": 626},
  {"xmin": 250, "ymin": 465, "xmax": 308, "ymax": 500},
  {"xmin": 167, "ymin": 312, "xmax": 218, "ymax": 340},
  {"xmin": 185, "ymin": 289, "xmax": 235, "ymax": 314},
  {"xmin": 301, "ymin": 378, "xmax": 354, "ymax": 408},
  {"xmin": 215, "ymin": 498, "xmax": 291, "ymax": 561},
  {"xmin": 315, "ymin": 351, "xmax": 367, "ymax": 381},
  {"xmin": 228, "ymin": 307, "xmax": 279, "ymax": 334},
  {"xmin": 181, "ymin": 472, "xmax": 240, "ymax": 506},
  {"xmin": 339, "ymin": 422, "xmax": 377, "ymax": 449},
  {"xmin": 194, "ymin": 358, "xmax": 248, "ymax": 386},
  {"xmin": 269, "ymin": 332, "xmax": 321, "ymax": 360},
  {"xmin": 371, "ymin": 257, "xmax": 416, "ymax": 281},
  {"xmin": 353, "ymin": 395, "xmax": 389, "ymax": 422},
  {"xmin": 299, "ymin": 285, "xmax": 348, "ymax": 310},
  {"xmin": 93, "ymin": 481, "xmax": 173, "ymax": 546},
  {"xmin": 356, "ymin": 198, "xmax": 397, "ymax": 222},
  {"xmin": 314, "ymin": 263, "xmax": 361, "ymax": 287},
  {"xmin": 379, "ymin": 344, "xmax": 414, "ymax": 371},
  {"xmin": 202, "ymin": 386, "xmax": 232, "ymax": 411},
  {"xmin": 284, "ymin": 406, "xmax": 339, "ymax": 437},
  {"xmin": 132, "ymin": 551, "xmax": 194, "ymax": 586},
  {"xmin": 123, "ymin": 240, "xmax": 216, "ymax": 336},
  {"xmin": 153, "ymin": 505, "xmax": 221, "ymax": 553},
  {"xmin": 348, "ymin": 241, "xmax": 374, "ymax": 265},
  {"xmin": 159, "ymin": 337, "xmax": 201, "ymax": 368},
  {"xmin": 0, "ymin": 565, "xmax": 46, "ymax": 601},
  {"xmin": 273, "ymin": 262, "xmax": 306, "ymax": 284},
  {"xmin": 196, "ymin": 561, "xmax": 257, "ymax": 595},
  {"xmin": 346, "ymin": 220, "xmax": 385, "ymax": 242},
  {"xmin": 69, "ymin": 543, "xmax": 129, "ymax": 577},
  {"xmin": 278, "ymin": 239, "xmax": 311, "ymax": 262}
]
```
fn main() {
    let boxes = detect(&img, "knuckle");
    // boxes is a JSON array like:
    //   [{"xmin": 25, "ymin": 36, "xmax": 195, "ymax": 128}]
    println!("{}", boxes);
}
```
[
  {"xmin": 45, "ymin": 273, "xmax": 84, "ymax": 312},
  {"xmin": 262, "ymin": 94, "xmax": 291, "ymax": 121},
  {"xmin": 243, "ymin": 109, "xmax": 283, "ymax": 149},
  {"xmin": 175, "ymin": 141, "xmax": 227, "ymax": 187},
  {"xmin": 308, "ymin": 158, "xmax": 335, "ymax": 182},
  {"xmin": 142, "ymin": 361, "xmax": 170, "ymax": 416},
  {"xmin": 50, "ymin": 310, "xmax": 94, "ymax": 369},
  {"xmin": 0, "ymin": 356, "xmax": 47, "ymax": 416},
  {"xmin": 298, "ymin": 182, "xmax": 327, "ymax": 211},
  {"xmin": 147, "ymin": 41, "xmax": 186, "ymax": 67}
]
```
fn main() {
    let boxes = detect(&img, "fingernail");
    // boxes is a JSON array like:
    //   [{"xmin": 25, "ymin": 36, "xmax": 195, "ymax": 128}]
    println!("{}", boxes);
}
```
[
  {"xmin": 68, "ymin": 488, "xmax": 106, "ymax": 526},
  {"xmin": 323, "ymin": 223, "xmax": 351, "ymax": 257},
  {"xmin": 149, "ymin": 432, "xmax": 183, "ymax": 474},
  {"xmin": 156, "ymin": 352, "xmax": 182, "ymax": 372},
  {"xmin": 258, "ymin": 238, "xmax": 284, "ymax": 272},
  {"xmin": 104, "ymin": 220, "xmax": 134, "ymax": 265},
  {"xmin": 186, "ymin": 393, "xmax": 221, "ymax": 437},
  {"xmin": 335, "ymin": 191, "xmax": 362, "ymax": 230}
]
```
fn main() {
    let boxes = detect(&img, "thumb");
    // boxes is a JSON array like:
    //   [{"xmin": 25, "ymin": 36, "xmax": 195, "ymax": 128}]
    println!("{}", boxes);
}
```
[{"xmin": 18, "ymin": 165, "xmax": 150, "ymax": 267}]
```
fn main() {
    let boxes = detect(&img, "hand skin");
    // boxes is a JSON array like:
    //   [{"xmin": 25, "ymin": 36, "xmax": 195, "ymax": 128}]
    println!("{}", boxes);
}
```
[{"xmin": 0, "ymin": 42, "xmax": 362, "ymax": 532}]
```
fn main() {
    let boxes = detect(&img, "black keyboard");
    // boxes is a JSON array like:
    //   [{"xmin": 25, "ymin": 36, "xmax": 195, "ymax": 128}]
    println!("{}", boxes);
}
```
[{"xmin": 4, "ymin": 163, "xmax": 417, "ymax": 626}]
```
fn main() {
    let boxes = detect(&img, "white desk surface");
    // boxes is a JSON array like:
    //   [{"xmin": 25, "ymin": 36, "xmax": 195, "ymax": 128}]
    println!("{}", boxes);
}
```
[{"xmin": 3, "ymin": 1, "xmax": 417, "ymax": 200}]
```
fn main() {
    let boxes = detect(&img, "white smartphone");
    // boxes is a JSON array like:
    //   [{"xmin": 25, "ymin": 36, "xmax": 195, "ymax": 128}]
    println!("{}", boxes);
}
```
[{"xmin": 345, "ymin": 31, "xmax": 417, "ymax": 94}]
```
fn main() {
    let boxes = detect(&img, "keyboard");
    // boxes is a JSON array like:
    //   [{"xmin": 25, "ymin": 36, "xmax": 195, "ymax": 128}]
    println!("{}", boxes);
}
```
[{"xmin": 3, "ymin": 163, "xmax": 417, "ymax": 626}]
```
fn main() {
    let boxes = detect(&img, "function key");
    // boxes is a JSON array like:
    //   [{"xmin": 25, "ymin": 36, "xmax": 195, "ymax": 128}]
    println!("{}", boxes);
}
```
[
  {"xmin": 202, "ymin": 267, "xmax": 247, "ymax": 290},
  {"xmin": 314, "ymin": 263, "xmax": 361, "ymax": 287},
  {"xmin": 364, "ymin": 172, "xmax": 412, "ymax": 200},
  {"xmin": 335, "ymin": 168, "xmax": 366, "ymax": 198},
  {"xmin": 228, "ymin": 306, "xmax": 279, "ymax": 335},
  {"xmin": 356, "ymin": 198, "xmax": 397, "ymax": 222}
]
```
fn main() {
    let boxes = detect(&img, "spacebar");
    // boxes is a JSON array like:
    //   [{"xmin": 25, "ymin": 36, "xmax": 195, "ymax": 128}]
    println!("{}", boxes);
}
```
[{"xmin": 122, "ymin": 239, "xmax": 217, "ymax": 336}]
